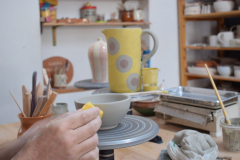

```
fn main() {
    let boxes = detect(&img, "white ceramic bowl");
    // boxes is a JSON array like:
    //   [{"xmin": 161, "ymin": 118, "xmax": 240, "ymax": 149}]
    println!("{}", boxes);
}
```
[
  {"xmin": 234, "ymin": 66, "xmax": 240, "ymax": 70},
  {"xmin": 217, "ymin": 66, "xmax": 232, "ymax": 77},
  {"xmin": 74, "ymin": 94, "xmax": 131, "ymax": 130},
  {"xmin": 234, "ymin": 69, "xmax": 240, "ymax": 78},
  {"xmin": 187, "ymin": 66, "xmax": 217, "ymax": 75},
  {"xmin": 213, "ymin": 1, "xmax": 234, "ymax": 12}
]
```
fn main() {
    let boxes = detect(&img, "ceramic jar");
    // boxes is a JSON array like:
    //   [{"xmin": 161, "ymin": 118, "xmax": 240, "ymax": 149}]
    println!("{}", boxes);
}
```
[
  {"xmin": 88, "ymin": 38, "xmax": 108, "ymax": 83},
  {"xmin": 122, "ymin": 10, "xmax": 133, "ymax": 22},
  {"xmin": 80, "ymin": 3, "xmax": 97, "ymax": 22}
]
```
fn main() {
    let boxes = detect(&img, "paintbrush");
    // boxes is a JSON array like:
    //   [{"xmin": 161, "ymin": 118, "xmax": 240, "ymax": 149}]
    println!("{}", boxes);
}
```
[{"xmin": 205, "ymin": 64, "xmax": 231, "ymax": 125}]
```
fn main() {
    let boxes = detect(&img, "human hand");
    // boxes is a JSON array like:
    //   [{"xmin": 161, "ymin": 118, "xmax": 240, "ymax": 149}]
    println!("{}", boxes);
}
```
[{"xmin": 13, "ymin": 108, "xmax": 102, "ymax": 160}]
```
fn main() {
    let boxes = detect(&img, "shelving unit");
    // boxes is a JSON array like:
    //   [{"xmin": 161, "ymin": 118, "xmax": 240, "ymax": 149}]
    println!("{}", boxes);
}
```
[
  {"xmin": 178, "ymin": 0, "xmax": 240, "ymax": 86},
  {"xmin": 185, "ymin": 46, "xmax": 240, "ymax": 51},
  {"xmin": 186, "ymin": 73, "xmax": 240, "ymax": 83},
  {"xmin": 43, "ymin": 22, "xmax": 151, "ymax": 27},
  {"xmin": 52, "ymin": 86, "xmax": 85, "ymax": 94},
  {"xmin": 184, "ymin": 10, "xmax": 240, "ymax": 20}
]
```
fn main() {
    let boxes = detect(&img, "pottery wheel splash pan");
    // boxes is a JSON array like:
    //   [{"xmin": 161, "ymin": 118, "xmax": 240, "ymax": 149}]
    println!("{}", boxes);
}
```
[
  {"xmin": 92, "ymin": 88, "xmax": 159, "ymax": 102},
  {"xmin": 160, "ymin": 86, "xmax": 238, "ymax": 109},
  {"xmin": 74, "ymin": 79, "xmax": 109, "ymax": 89},
  {"xmin": 97, "ymin": 115, "xmax": 159, "ymax": 150}
]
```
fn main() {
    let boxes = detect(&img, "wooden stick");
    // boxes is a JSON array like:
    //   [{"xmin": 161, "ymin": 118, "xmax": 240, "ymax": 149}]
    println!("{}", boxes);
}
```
[
  {"xmin": 9, "ymin": 91, "xmax": 26, "ymax": 117},
  {"xmin": 22, "ymin": 85, "xmax": 30, "ymax": 117},
  {"xmin": 46, "ymin": 78, "xmax": 51, "ymax": 99},
  {"xmin": 38, "ymin": 92, "xmax": 58, "ymax": 117},
  {"xmin": 42, "ymin": 68, "xmax": 48, "ymax": 85},
  {"xmin": 36, "ymin": 96, "xmax": 48, "ymax": 117},
  {"xmin": 25, "ymin": 92, "xmax": 31, "ymax": 117},
  {"xmin": 36, "ymin": 82, "xmax": 43, "ymax": 101},
  {"xmin": 32, "ymin": 98, "xmax": 43, "ymax": 117},
  {"xmin": 205, "ymin": 64, "xmax": 231, "ymax": 125}
]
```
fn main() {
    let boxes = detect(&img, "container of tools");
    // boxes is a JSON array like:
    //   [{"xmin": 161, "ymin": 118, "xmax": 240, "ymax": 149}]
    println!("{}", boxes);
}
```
[
  {"xmin": 53, "ymin": 60, "xmax": 69, "ymax": 88},
  {"xmin": 54, "ymin": 74, "xmax": 67, "ymax": 88},
  {"xmin": 17, "ymin": 113, "xmax": 52, "ymax": 138},
  {"xmin": 10, "ymin": 71, "xmax": 58, "ymax": 138}
]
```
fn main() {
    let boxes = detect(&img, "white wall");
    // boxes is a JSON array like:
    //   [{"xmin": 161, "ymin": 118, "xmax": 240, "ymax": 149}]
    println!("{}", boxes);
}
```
[
  {"xmin": 0, "ymin": 0, "xmax": 43, "ymax": 124},
  {"xmin": 149, "ymin": 0, "xmax": 180, "ymax": 89}
]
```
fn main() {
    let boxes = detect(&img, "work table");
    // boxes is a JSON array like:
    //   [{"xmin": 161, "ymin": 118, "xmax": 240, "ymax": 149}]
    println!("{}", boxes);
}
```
[{"xmin": 0, "ymin": 110, "xmax": 238, "ymax": 160}]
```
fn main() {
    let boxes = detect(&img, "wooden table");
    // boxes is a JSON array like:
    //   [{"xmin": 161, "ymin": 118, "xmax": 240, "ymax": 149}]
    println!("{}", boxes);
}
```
[{"xmin": 0, "ymin": 110, "xmax": 239, "ymax": 160}]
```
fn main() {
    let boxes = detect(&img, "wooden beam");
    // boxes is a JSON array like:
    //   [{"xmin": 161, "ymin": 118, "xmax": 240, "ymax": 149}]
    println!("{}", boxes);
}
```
[{"xmin": 178, "ymin": 0, "xmax": 188, "ymax": 86}]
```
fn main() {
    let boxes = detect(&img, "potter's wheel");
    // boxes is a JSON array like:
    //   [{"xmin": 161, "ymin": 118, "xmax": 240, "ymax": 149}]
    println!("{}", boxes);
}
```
[
  {"xmin": 97, "ymin": 115, "xmax": 159, "ymax": 150},
  {"xmin": 93, "ymin": 88, "xmax": 159, "ymax": 102},
  {"xmin": 74, "ymin": 79, "xmax": 109, "ymax": 89}
]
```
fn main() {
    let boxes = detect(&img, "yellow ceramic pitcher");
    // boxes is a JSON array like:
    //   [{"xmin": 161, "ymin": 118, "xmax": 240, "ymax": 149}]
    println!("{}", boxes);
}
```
[{"xmin": 102, "ymin": 28, "xmax": 158, "ymax": 93}]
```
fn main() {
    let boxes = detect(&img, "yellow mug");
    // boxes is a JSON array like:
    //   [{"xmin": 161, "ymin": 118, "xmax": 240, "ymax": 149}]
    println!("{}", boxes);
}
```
[{"xmin": 102, "ymin": 28, "xmax": 158, "ymax": 93}]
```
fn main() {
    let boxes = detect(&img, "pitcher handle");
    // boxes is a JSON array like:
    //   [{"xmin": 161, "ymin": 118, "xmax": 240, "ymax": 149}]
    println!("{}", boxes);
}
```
[
  {"xmin": 230, "ymin": 25, "xmax": 236, "ymax": 31},
  {"xmin": 217, "ymin": 32, "xmax": 226, "ymax": 46},
  {"xmin": 141, "ymin": 29, "xmax": 159, "ymax": 68}
]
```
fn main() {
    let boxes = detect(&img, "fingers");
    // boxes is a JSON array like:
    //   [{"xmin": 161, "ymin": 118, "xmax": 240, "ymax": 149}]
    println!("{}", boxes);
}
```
[
  {"xmin": 74, "ymin": 116, "xmax": 102, "ymax": 143},
  {"xmin": 79, "ymin": 147, "xmax": 99, "ymax": 160},
  {"xmin": 77, "ymin": 134, "xmax": 99, "ymax": 158},
  {"xmin": 59, "ymin": 107, "xmax": 100, "ymax": 129},
  {"xmin": 53, "ymin": 109, "xmax": 81, "ymax": 121}
]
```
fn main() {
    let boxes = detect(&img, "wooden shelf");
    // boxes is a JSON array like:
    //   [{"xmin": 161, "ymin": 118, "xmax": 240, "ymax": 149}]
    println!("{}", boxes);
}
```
[
  {"xmin": 185, "ymin": 46, "xmax": 240, "ymax": 51},
  {"xmin": 52, "ymin": 86, "xmax": 85, "ymax": 94},
  {"xmin": 186, "ymin": 73, "xmax": 240, "ymax": 82},
  {"xmin": 43, "ymin": 22, "xmax": 151, "ymax": 27},
  {"xmin": 184, "ymin": 10, "xmax": 240, "ymax": 20}
]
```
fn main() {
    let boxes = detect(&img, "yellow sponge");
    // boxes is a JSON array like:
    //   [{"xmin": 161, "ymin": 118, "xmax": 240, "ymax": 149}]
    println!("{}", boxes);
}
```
[{"xmin": 82, "ymin": 102, "xmax": 103, "ymax": 118}]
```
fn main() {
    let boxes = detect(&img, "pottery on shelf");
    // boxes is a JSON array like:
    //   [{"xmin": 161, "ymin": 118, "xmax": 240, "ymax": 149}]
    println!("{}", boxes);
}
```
[{"xmin": 88, "ymin": 37, "xmax": 108, "ymax": 83}]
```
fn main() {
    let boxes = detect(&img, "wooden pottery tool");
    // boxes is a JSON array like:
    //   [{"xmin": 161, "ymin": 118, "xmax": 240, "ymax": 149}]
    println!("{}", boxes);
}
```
[
  {"xmin": 46, "ymin": 78, "xmax": 51, "ymax": 99},
  {"xmin": 32, "ymin": 98, "xmax": 43, "ymax": 117},
  {"xmin": 31, "ymin": 71, "xmax": 37, "ymax": 117},
  {"xmin": 22, "ymin": 85, "xmax": 31, "ymax": 117},
  {"xmin": 10, "ymin": 91, "xmax": 26, "ymax": 117},
  {"xmin": 36, "ymin": 82, "xmax": 43, "ymax": 101},
  {"xmin": 24, "ymin": 92, "xmax": 31, "ymax": 117},
  {"xmin": 33, "ymin": 96, "xmax": 48, "ymax": 117},
  {"xmin": 38, "ymin": 91, "xmax": 58, "ymax": 116},
  {"xmin": 205, "ymin": 64, "xmax": 231, "ymax": 125},
  {"xmin": 42, "ymin": 68, "xmax": 48, "ymax": 85}
]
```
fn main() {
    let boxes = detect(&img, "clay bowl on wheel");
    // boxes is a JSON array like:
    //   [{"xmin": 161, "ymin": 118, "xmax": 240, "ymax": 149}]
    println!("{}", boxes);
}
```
[
  {"xmin": 133, "ymin": 99, "xmax": 159, "ymax": 116},
  {"xmin": 74, "ymin": 94, "xmax": 131, "ymax": 130}
]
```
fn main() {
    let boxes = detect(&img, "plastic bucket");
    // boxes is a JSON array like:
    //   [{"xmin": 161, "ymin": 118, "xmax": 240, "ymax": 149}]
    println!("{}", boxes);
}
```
[{"xmin": 220, "ymin": 118, "xmax": 240, "ymax": 152}]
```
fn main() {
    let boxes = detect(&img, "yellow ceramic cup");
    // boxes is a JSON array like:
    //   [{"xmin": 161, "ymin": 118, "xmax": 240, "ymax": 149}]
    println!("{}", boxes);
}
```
[
  {"xmin": 102, "ymin": 28, "xmax": 159, "ymax": 93},
  {"xmin": 142, "ymin": 68, "xmax": 158, "ymax": 91}
]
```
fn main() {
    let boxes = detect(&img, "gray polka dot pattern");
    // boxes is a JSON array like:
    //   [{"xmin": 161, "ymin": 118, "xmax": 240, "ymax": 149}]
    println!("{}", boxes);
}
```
[
  {"xmin": 108, "ymin": 37, "xmax": 120, "ymax": 55},
  {"xmin": 116, "ymin": 55, "xmax": 133, "ymax": 73},
  {"xmin": 126, "ymin": 73, "xmax": 140, "ymax": 91}
]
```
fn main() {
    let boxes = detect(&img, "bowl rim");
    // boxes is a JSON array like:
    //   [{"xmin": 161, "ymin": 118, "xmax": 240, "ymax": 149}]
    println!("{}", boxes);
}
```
[{"xmin": 74, "ymin": 93, "xmax": 131, "ymax": 105}]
